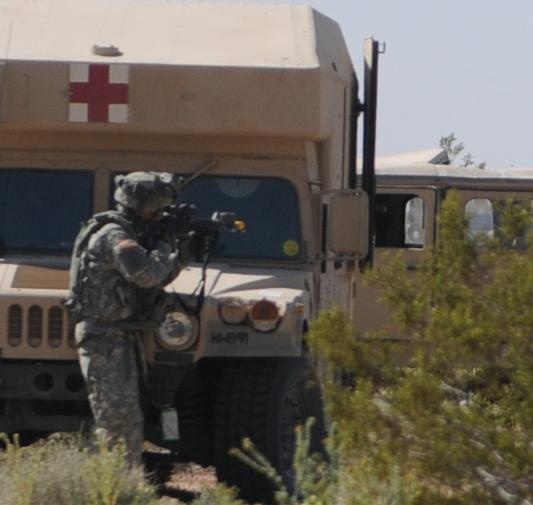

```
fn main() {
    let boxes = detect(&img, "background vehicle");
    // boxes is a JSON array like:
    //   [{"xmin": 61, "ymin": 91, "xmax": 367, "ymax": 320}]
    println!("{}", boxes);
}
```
[
  {"xmin": 354, "ymin": 151, "xmax": 533, "ymax": 339},
  {"xmin": 0, "ymin": 1, "xmax": 379, "ymax": 499}
]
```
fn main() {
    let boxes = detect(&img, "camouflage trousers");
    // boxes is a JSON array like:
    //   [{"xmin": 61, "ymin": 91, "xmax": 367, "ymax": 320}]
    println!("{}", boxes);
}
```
[{"xmin": 77, "ymin": 327, "xmax": 144, "ymax": 467}]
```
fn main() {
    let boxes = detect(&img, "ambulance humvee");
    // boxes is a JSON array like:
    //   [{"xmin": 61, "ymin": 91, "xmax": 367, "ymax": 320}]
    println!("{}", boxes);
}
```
[
  {"xmin": 354, "ymin": 158, "xmax": 533, "ymax": 339},
  {"xmin": 0, "ymin": 0, "xmax": 378, "ymax": 497}
]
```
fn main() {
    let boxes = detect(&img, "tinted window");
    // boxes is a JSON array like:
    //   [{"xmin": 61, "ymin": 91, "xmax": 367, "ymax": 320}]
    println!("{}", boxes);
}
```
[{"xmin": 0, "ymin": 170, "xmax": 93, "ymax": 253}]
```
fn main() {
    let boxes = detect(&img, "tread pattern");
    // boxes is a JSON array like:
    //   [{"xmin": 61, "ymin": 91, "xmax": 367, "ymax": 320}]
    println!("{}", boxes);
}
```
[{"xmin": 214, "ymin": 359, "xmax": 279, "ymax": 502}]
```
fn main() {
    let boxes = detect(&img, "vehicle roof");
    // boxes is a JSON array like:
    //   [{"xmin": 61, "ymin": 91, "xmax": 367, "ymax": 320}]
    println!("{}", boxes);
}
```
[
  {"xmin": 376, "ymin": 163, "xmax": 533, "ymax": 178},
  {"xmin": 0, "ymin": 0, "xmax": 351, "ymax": 77},
  {"xmin": 375, "ymin": 148, "xmax": 451, "ymax": 167},
  {"xmin": 374, "ymin": 163, "xmax": 533, "ymax": 189}
]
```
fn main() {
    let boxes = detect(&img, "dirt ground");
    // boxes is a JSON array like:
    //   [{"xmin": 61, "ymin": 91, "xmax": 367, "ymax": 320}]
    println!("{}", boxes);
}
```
[
  {"xmin": 142, "ymin": 444, "xmax": 218, "ymax": 503},
  {"xmin": 158, "ymin": 462, "xmax": 218, "ymax": 504}
]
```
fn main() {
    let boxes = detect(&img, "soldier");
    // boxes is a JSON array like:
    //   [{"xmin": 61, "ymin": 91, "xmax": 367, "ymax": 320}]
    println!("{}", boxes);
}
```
[{"xmin": 67, "ymin": 171, "xmax": 183, "ymax": 467}]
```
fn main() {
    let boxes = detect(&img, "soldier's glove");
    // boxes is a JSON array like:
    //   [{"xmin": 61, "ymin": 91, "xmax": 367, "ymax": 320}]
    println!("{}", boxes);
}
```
[
  {"xmin": 163, "ymin": 251, "xmax": 182, "ymax": 285},
  {"xmin": 151, "ymin": 240, "xmax": 179, "ymax": 284}
]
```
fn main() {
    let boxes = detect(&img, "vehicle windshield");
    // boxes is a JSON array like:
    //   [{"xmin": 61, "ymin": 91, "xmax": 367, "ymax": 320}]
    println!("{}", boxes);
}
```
[
  {"xmin": 180, "ymin": 176, "xmax": 302, "ymax": 261},
  {"xmin": 0, "ymin": 170, "xmax": 93, "ymax": 254}
]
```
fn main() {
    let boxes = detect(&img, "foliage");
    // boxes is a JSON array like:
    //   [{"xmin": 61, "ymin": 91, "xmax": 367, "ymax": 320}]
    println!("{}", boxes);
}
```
[
  {"xmin": 206, "ymin": 417, "xmax": 418, "ymax": 505},
  {"xmin": 191, "ymin": 485, "xmax": 247, "ymax": 505},
  {"xmin": 227, "ymin": 419, "xmax": 338, "ymax": 505},
  {"xmin": 0, "ymin": 433, "xmax": 160, "ymax": 505},
  {"xmin": 440, "ymin": 132, "xmax": 486, "ymax": 169},
  {"xmin": 440, "ymin": 132, "xmax": 465, "ymax": 164},
  {"xmin": 309, "ymin": 191, "xmax": 533, "ymax": 504}
]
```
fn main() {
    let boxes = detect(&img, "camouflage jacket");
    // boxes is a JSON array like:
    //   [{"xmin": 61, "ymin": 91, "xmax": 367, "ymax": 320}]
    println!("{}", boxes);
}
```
[{"xmin": 75, "ymin": 221, "xmax": 178, "ymax": 336}]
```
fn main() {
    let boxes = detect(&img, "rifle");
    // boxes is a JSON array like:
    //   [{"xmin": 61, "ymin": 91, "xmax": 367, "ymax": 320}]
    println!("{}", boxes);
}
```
[
  {"xmin": 143, "ymin": 203, "xmax": 245, "ymax": 260},
  {"xmin": 141, "ymin": 203, "xmax": 246, "ymax": 317}
]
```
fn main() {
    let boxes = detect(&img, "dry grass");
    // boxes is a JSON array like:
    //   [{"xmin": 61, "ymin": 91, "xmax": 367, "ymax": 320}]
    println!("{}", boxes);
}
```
[{"xmin": 0, "ymin": 433, "xmax": 160, "ymax": 505}]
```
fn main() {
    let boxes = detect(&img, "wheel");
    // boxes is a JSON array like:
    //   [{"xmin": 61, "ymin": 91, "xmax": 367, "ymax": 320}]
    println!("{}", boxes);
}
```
[
  {"xmin": 144, "ymin": 363, "xmax": 216, "ymax": 466},
  {"xmin": 171, "ymin": 365, "xmax": 215, "ymax": 466},
  {"xmin": 213, "ymin": 357, "xmax": 325, "ymax": 503},
  {"xmin": 143, "ymin": 451, "xmax": 176, "ymax": 491}
]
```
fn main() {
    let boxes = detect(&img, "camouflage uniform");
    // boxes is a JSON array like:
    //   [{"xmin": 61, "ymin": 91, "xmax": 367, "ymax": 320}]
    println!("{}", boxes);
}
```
[{"xmin": 72, "ymin": 172, "xmax": 181, "ymax": 467}]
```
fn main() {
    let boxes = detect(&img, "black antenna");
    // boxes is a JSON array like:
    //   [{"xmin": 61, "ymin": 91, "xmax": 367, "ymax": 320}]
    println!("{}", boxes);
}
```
[
  {"xmin": 348, "ymin": 73, "xmax": 362, "ymax": 190},
  {"xmin": 361, "ymin": 38, "xmax": 382, "ymax": 267}
]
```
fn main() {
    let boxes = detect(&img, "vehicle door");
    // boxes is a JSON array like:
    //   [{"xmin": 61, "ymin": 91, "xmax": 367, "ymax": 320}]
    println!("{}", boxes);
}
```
[{"xmin": 352, "ymin": 186, "xmax": 437, "ymax": 338}]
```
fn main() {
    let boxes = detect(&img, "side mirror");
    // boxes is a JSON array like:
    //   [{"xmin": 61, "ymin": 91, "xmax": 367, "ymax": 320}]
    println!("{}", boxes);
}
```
[{"xmin": 328, "ymin": 191, "xmax": 369, "ymax": 259}]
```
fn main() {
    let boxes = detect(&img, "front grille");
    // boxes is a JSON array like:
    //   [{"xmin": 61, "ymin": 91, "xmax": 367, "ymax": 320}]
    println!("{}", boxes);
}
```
[
  {"xmin": 28, "ymin": 306, "xmax": 43, "ymax": 347},
  {"xmin": 7, "ymin": 305, "xmax": 23, "ymax": 346},
  {"xmin": 6, "ymin": 304, "xmax": 74, "ymax": 349},
  {"xmin": 48, "ymin": 306, "xmax": 64, "ymax": 348}
]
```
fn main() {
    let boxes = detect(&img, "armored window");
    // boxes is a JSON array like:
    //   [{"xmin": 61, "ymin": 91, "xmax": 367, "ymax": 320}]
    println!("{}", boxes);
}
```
[{"xmin": 0, "ymin": 170, "xmax": 93, "ymax": 254}]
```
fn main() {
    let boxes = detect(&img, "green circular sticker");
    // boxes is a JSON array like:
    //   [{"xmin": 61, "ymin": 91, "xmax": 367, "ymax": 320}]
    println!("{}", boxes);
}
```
[{"xmin": 283, "ymin": 240, "xmax": 299, "ymax": 257}]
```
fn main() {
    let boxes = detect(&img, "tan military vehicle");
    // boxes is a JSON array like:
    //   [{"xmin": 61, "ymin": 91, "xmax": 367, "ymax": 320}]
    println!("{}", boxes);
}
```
[
  {"xmin": 0, "ymin": 1, "xmax": 378, "ymax": 499},
  {"xmin": 354, "ymin": 153, "xmax": 533, "ymax": 339}
]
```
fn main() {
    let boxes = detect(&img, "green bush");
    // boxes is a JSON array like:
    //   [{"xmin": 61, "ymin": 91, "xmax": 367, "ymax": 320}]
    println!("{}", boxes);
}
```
[
  {"xmin": 309, "ymin": 192, "xmax": 533, "ymax": 504},
  {"xmin": 208, "ymin": 417, "xmax": 418, "ymax": 505},
  {"xmin": 0, "ymin": 433, "xmax": 160, "ymax": 505},
  {"xmin": 191, "ymin": 485, "xmax": 247, "ymax": 505}
]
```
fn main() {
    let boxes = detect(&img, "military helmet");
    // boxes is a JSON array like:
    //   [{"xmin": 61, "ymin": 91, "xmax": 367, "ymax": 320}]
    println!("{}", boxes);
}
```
[{"xmin": 113, "ymin": 172, "xmax": 181, "ymax": 214}]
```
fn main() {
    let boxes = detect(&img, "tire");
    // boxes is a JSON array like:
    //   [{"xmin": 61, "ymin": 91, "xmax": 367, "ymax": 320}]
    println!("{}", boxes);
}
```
[
  {"xmin": 213, "ymin": 357, "xmax": 325, "ymax": 503},
  {"xmin": 145, "ymin": 364, "xmax": 216, "ymax": 466}
]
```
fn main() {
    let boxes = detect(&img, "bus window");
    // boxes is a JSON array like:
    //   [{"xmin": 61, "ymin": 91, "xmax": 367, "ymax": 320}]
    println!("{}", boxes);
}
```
[
  {"xmin": 465, "ymin": 199, "xmax": 494, "ymax": 239},
  {"xmin": 405, "ymin": 197, "xmax": 425, "ymax": 248},
  {"xmin": 493, "ymin": 199, "xmax": 533, "ymax": 249},
  {"xmin": 375, "ymin": 193, "xmax": 425, "ymax": 248}
]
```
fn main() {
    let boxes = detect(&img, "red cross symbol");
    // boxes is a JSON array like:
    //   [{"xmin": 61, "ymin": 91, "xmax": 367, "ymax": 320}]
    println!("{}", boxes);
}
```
[{"xmin": 69, "ymin": 64, "xmax": 128, "ymax": 123}]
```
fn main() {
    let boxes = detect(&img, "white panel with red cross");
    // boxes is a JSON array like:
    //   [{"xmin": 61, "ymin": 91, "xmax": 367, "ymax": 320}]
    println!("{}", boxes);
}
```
[{"xmin": 69, "ymin": 63, "xmax": 129, "ymax": 123}]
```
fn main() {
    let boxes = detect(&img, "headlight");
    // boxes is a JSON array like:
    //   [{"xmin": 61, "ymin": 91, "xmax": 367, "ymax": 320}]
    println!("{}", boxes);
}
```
[
  {"xmin": 219, "ymin": 298, "xmax": 248, "ymax": 325},
  {"xmin": 157, "ymin": 310, "xmax": 198, "ymax": 350},
  {"xmin": 249, "ymin": 299, "xmax": 280, "ymax": 332}
]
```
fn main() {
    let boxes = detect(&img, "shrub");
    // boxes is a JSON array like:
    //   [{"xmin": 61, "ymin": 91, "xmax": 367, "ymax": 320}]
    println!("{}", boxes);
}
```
[
  {"xmin": 208, "ymin": 417, "xmax": 419, "ymax": 505},
  {"xmin": 191, "ymin": 485, "xmax": 247, "ymax": 505},
  {"xmin": 0, "ymin": 433, "xmax": 160, "ymax": 505},
  {"xmin": 309, "ymin": 191, "xmax": 533, "ymax": 504}
]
